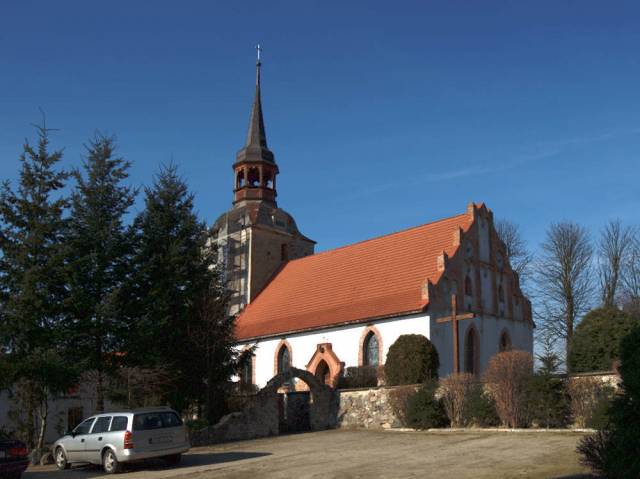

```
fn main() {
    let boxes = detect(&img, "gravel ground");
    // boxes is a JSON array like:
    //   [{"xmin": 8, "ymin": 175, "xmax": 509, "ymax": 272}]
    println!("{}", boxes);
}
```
[{"xmin": 25, "ymin": 429, "xmax": 595, "ymax": 479}]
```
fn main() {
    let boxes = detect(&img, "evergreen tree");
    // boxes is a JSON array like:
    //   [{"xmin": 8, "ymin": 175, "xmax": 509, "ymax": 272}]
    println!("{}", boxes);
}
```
[
  {"xmin": 127, "ymin": 164, "xmax": 234, "ymax": 420},
  {"xmin": 0, "ymin": 124, "xmax": 77, "ymax": 450},
  {"xmin": 63, "ymin": 134, "xmax": 136, "ymax": 411}
]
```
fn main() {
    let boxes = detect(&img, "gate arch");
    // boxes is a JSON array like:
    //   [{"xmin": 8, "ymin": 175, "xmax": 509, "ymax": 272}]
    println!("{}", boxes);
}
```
[{"xmin": 262, "ymin": 367, "xmax": 337, "ymax": 431}]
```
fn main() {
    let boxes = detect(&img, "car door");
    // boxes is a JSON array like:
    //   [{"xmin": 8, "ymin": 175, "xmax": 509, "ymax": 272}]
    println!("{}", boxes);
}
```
[
  {"xmin": 84, "ymin": 416, "xmax": 112, "ymax": 464},
  {"xmin": 65, "ymin": 417, "xmax": 95, "ymax": 463}
]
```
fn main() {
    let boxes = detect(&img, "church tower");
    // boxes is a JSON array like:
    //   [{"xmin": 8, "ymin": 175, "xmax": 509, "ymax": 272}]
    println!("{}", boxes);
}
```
[{"xmin": 212, "ymin": 49, "xmax": 315, "ymax": 315}]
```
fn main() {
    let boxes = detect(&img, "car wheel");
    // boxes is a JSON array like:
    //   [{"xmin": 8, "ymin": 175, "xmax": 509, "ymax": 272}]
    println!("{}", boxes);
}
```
[
  {"xmin": 55, "ymin": 447, "xmax": 70, "ymax": 470},
  {"xmin": 164, "ymin": 453, "xmax": 182, "ymax": 465},
  {"xmin": 102, "ymin": 449, "xmax": 122, "ymax": 474}
]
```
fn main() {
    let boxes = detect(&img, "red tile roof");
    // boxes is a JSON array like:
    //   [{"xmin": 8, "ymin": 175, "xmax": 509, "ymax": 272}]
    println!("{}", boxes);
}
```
[{"xmin": 235, "ymin": 209, "xmax": 474, "ymax": 341}]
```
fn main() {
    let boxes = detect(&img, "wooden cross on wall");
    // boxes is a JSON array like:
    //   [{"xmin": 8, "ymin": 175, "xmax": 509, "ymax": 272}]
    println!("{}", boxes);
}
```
[{"xmin": 435, "ymin": 294, "xmax": 476, "ymax": 374}]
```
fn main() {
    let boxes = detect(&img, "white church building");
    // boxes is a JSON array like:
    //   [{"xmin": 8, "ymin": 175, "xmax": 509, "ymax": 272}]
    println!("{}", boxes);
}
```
[{"xmin": 214, "ymin": 56, "xmax": 534, "ymax": 389}]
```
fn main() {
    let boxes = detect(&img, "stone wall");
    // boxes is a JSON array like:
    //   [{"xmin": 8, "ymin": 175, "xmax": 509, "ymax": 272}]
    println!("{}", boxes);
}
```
[{"xmin": 336, "ymin": 386, "xmax": 411, "ymax": 429}]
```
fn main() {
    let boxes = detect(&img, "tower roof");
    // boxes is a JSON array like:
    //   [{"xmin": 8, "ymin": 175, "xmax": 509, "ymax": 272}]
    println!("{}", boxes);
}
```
[{"xmin": 236, "ymin": 47, "xmax": 275, "ymax": 164}]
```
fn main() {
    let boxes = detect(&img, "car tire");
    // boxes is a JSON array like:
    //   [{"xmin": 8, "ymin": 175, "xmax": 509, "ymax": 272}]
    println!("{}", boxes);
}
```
[
  {"xmin": 102, "ymin": 449, "xmax": 122, "ymax": 474},
  {"xmin": 164, "ymin": 453, "xmax": 182, "ymax": 465},
  {"xmin": 55, "ymin": 447, "xmax": 70, "ymax": 470}
]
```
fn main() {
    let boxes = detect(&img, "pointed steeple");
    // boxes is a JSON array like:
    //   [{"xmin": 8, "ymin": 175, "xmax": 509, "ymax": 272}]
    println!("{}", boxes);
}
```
[
  {"xmin": 233, "ymin": 45, "xmax": 279, "ymax": 206},
  {"xmin": 236, "ymin": 45, "xmax": 275, "ymax": 164}
]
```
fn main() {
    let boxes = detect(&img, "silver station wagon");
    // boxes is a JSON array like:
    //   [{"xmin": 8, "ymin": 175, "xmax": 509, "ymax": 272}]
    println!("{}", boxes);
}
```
[{"xmin": 52, "ymin": 407, "xmax": 190, "ymax": 474}]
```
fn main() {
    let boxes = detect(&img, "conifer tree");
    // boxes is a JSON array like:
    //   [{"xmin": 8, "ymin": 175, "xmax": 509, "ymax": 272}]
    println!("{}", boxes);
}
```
[
  {"xmin": 127, "ymin": 164, "xmax": 234, "ymax": 420},
  {"xmin": 63, "ymin": 134, "xmax": 136, "ymax": 411},
  {"xmin": 0, "ymin": 124, "xmax": 76, "ymax": 450}
]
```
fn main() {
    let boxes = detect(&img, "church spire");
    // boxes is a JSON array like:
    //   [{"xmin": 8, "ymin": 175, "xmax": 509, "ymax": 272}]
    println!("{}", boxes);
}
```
[
  {"xmin": 233, "ymin": 45, "xmax": 278, "ymax": 205},
  {"xmin": 245, "ymin": 44, "xmax": 268, "ymax": 149}
]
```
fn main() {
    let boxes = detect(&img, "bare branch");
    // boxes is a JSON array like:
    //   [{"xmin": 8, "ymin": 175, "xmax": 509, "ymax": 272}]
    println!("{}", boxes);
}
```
[
  {"xmin": 533, "ymin": 222, "xmax": 594, "ymax": 361},
  {"xmin": 598, "ymin": 220, "xmax": 634, "ymax": 308},
  {"xmin": 495, "ymin": 219, "xmax": 534, "ymax": 286}
]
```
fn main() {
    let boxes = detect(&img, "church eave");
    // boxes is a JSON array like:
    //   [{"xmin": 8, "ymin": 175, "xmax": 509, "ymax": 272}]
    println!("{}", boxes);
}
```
[{"xmin": 234, "ymin": 307, "xmax": 426, "ymax": 343}]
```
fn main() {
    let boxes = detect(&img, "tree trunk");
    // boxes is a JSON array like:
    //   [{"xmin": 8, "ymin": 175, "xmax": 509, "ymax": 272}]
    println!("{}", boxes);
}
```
[{"xmin": 36, "ymin": 396, "xmax": 48, "ymax": 452}]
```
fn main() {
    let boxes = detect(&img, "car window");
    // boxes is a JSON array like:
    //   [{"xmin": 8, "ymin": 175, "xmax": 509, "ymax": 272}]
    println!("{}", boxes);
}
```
[
  {"xmin": 73, "ymin": 418, "xmax": 95, "ymax": 435},
  {"xmin": 91, "ymin": 416, "xmax": 111, "ymax": 434},
  {"xmin": 110, "ymin": 416, "xmax": 128, "ymax": 432},
  {"xmin": 161, "ymin": 412, "xmax": 183, "ymax": 428},
  {"xmin": 133, "ymin": 413, "xmax": 163, "ymax": 431}
]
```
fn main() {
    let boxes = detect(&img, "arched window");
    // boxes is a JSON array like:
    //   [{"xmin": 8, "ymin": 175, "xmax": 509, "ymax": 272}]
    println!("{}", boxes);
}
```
[
  {"xmin": 498, "ymin": 284, "xmax": 505, "ymax": 303},
  {"xmin": 464, "ymin": 275, "xmax": 473, "ymax": 296},
  {"xmin": 363, "ymin": 331, "xmax": 379, "ymax": 367},
  {"xmin": 240, "ymin": 352, "xmax": 254, "ymax": 387},
  {"xmin": 499, "ymin": 331, "xmax": 512, "ymax": 352},
  {"xmin": 464, "ymin": 327, "xmax": 479, "ymax": 375},
  {"xmin": 277, "ymin": 344, "xmax": 291, "ymax": 374}
]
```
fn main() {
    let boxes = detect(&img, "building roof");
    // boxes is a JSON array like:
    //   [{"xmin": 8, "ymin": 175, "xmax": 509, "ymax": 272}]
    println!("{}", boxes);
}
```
[{"xmin": 235, "ymin": 208, "xmax": 475, "ymax": 341}]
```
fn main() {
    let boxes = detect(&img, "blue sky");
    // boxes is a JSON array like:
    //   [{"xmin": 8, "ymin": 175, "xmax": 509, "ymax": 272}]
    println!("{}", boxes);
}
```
[{"xmin": 1, "ymin": 1, "xmax": 639, "ymax": 254}]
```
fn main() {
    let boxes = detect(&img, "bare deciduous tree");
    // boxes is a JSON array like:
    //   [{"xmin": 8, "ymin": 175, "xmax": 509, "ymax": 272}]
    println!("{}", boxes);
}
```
[
  {"xmin": 622, "ymin": 231, "xmax": 640, "ymax": 311},
  {"xmin": 598, "ymin": 220, "xmax": 635, "ymax": 308},
  {"xmin": 534, "ymin": 222, "xmax": 593, "ymax": 361},
  {"xmin": 495, "ymin": 219, "xmax": 534, "ymax": 285}
]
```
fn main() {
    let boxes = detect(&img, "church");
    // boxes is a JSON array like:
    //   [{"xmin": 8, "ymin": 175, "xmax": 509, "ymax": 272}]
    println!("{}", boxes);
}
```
[{"xmin": 212, "ymin": 56, "xmax": 534, "ymax": 389}]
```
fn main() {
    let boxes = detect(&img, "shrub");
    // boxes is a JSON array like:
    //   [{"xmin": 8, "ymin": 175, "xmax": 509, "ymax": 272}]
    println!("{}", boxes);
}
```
[
  {"xmin": 527, "ymin": 372, "xmax": 570, "ymax": 428},
  {"xmin": 404, "ymin": 380, "xmax": 449, "ymax": 429},
  {"xmin": 388, "ymin": 385, "xmax": 416, "ymax": 427},
  {"xmin": 568, "ymin": 307, "xmax": 638, "ymax": 373},
  {"xmin": 578, "ymin": 325, "xmax": 640, "ymax": 478},
  {"xmin": 466, "ymin": 383, "xmax": 500, "ymax": 427},
  {"xmin": 567, "ymin": 377, "xmax": 614, "ymax": 428},
  {"xmin": 440, "ymin": 373, "xmax": 475, "ymax": 427},
  {"xmin": 483, "ymin": 350, "xmax": 533, "ymax": 428},
  {"xmin": 586, "ymin": 389, "xmax": 614, "ymax": 430},
  {"xmin": 336, "ymin": 366, "xmax": 379, "ymax": 389},
  {"xmin": 384, "ymin": 334, "xmax": 439, "ymax": 386}
]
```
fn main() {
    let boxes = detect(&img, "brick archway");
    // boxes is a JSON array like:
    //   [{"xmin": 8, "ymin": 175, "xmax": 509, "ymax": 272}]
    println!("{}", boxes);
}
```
[{"xmin": 306, "ymin": 343, "xmax": 344, "ymax": 388}]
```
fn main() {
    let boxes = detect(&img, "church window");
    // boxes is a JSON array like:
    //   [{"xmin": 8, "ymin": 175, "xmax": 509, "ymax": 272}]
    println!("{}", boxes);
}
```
[
  {"xmin": 236, "ymin": 170, "xmax": 246, "ymax": 188},
  {"xmin": 239, "ymin": 352, "xmax": 254, "ymax": 388},
  {"xmin": 464, "ymin": 275, "xmax": 473, "ymax": 296},
  {"xmin": 281, "ymin": 244, "xmax": 289, "ymax": 261},
  {"xmin": 499, "ymin": 331, "xmax": 512, "ymax": 352},
  {"xmin": 464, "ymin": 326, "xmax": 479, "ymax": 375},
  {"xmin": 363, "ymin": 331, "xmax": 379, "ymax": 367},
  {"xmin": 277, "ymin": 344, "xmax": 291, "ymax": 374},
  {"xmin": 498, "ymin": 284, "xmax": 505, "ymax": 303},
  {"xmin": 497, "ymin": 252, "xmax": 504, "ymax": 270},
  {"xmin": 247, "ymin": 167, "xmax": 260, "ymax": 187}
]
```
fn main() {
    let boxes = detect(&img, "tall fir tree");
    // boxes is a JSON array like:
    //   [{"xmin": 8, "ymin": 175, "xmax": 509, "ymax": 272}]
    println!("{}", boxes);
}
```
[
  {"xmin": 63, "ymin": 134, "xmax": 136, "ymax": 411},
  {"xmin": 0, "ymin": 124, "xmax": 77, "ymax": 450},
  {"xmin": 127, "ymin": 164, "xmax": 235, "ymax": 420}
]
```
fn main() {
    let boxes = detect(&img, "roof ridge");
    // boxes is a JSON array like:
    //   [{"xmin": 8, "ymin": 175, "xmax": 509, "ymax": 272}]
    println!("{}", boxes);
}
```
[{"xmin": 285, "ymin": 210, "xmax": 470, "ymax": 264}]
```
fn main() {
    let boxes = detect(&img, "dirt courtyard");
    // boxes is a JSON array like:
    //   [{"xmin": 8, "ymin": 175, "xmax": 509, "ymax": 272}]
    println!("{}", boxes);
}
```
[{"xmin": 25, "ymin": 429, "xmax": 594, "ymax": 479}]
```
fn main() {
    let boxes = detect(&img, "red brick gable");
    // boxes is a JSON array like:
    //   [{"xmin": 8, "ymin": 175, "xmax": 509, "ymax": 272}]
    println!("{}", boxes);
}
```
[{"xmin": 235, "ymin": 207, "xmax": 477, "ymax": 341}]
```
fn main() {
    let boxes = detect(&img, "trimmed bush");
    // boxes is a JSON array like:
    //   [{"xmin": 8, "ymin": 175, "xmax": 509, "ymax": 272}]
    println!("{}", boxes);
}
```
[
  {"xmin": 404, "ymin": 380, "xmax": 449, "ymax": 429},
  {"xmin": 483, "ymin": 350, "xmax": 533, "ymax": 428},
  {"xmin": 384, "ymin": 334, "xmax": 439, "ymax": 386},
  {"xmin": 568, "ymin": 307, "xmax": 638, "ymax": 373},
  {"xmin": 336, "ymin": 366, "xmax": 379, "ymax": 389}
]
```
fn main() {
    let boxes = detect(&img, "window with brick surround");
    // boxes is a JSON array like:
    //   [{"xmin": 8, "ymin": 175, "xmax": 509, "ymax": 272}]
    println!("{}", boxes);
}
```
[
  {"xmin": 277, "ymin": 344, "xmax": 291, "ymax": 374},
  {"xmin": 363, "ymin": 331, "xmax": 379, "ymax": 367}
]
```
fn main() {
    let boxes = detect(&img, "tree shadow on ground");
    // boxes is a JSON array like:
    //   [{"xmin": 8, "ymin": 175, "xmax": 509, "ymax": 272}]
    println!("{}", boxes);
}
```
[{"xmin": 23, "ymin": 451, "xmax": 271, "ymax": 478}]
